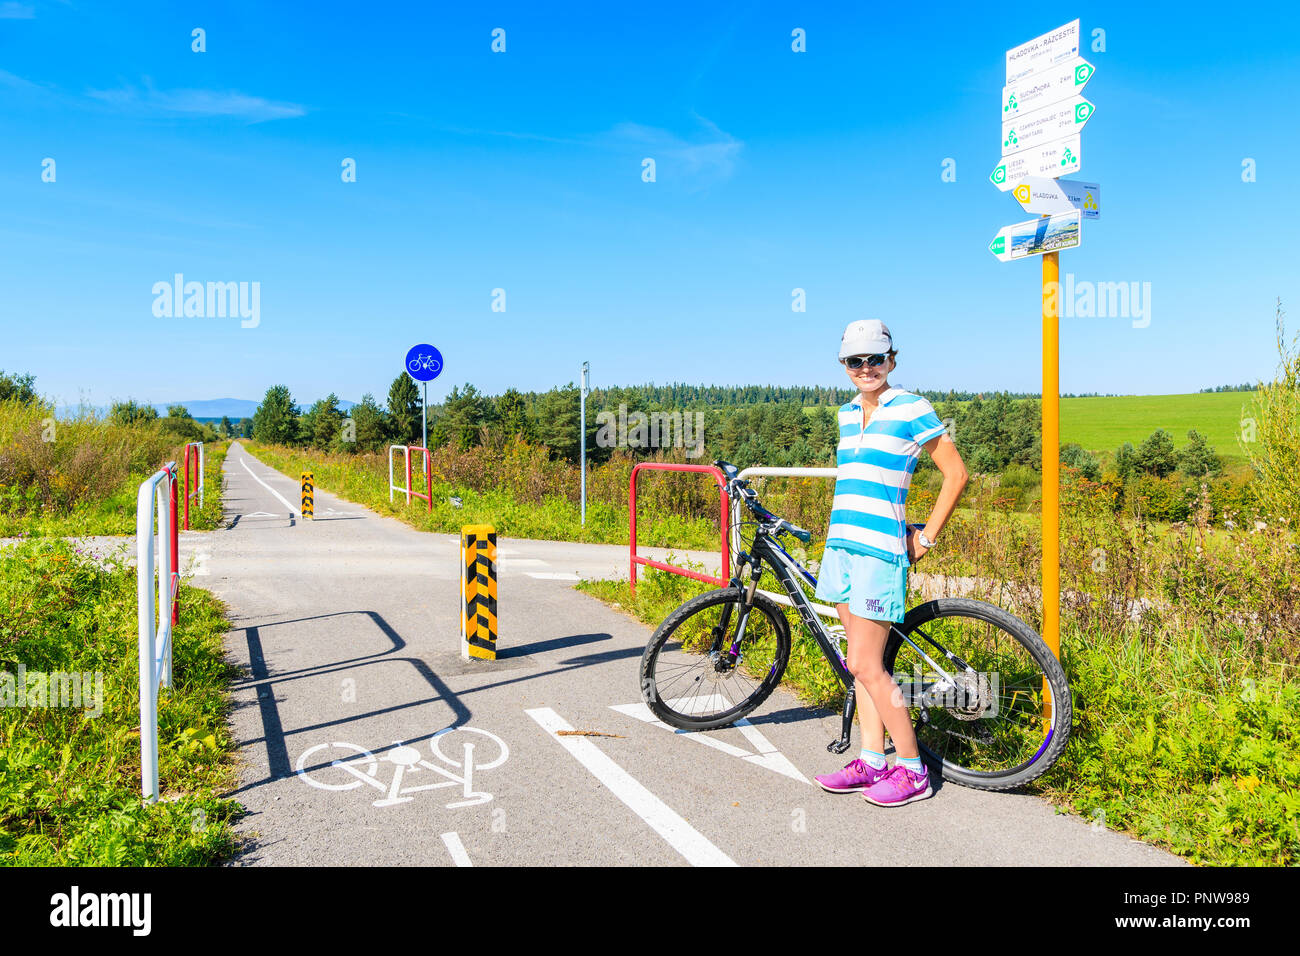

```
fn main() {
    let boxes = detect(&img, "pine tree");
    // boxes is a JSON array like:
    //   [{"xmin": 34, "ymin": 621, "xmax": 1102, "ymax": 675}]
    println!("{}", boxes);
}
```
[
  {"xmin": 387, "ymin": 374, "xmax": 421, "ymax": 445},
  {"xmin": 496, "ymin": 388, "xmax": 534, "ymax": 441},
  {"xmin": 252, "ymin": 385, "xmax": 299, "ymax": 444},
  {"xmin": 1133, "ymin": 429, "xmax": 1178, "ymax": 477},
  {"xmin": 350, "ymin": 394, "xmax": 389, "ymax": 452}
]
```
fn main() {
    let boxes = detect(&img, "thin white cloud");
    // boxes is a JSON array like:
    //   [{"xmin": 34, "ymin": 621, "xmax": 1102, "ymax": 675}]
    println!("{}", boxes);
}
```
[
  {"xmin": 598, "ymin": 115, "xmax": 743, "ymax": 183},
  {"xmin": 0, "ymin": 2, "xmax": 35, "ymax": 18},
  {"xmin": 0, "ymin": 68, "xmax": 40, "ymax": 88},
  {"xmin": 420, "ymin": 113, "xmax": 744, "ymax": 185},
  {"xmin": 87, "ymin": 82, "xmax": 306, "ymax": 122}
]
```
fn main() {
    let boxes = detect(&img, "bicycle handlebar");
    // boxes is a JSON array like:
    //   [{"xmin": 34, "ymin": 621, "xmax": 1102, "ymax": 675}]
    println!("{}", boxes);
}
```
[{"xmin": 715, "ymin": 460, "xmax": 813, "ymax": 544}]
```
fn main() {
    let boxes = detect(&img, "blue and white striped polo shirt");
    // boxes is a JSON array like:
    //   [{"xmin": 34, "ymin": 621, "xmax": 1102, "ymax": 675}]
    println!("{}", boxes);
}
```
[{"xmin": 825, "ymin": 387, "xmax": 948, "ymax": 563}]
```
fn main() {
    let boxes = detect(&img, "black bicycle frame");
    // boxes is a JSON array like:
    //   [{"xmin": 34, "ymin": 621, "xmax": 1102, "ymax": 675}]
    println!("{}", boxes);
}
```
[{"xmin": 726, "ymin": 526, "xmax": 968, "ymax": 755}]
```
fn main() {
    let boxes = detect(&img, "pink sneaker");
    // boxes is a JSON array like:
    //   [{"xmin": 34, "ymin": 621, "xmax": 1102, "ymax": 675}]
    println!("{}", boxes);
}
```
[
  {"xmin": 862, "ymin": 763, "xmax": 932, "ymax": 807},
  {"xmin": 815, "ymin": 758, "xmax": 891, "ymax": 793}
]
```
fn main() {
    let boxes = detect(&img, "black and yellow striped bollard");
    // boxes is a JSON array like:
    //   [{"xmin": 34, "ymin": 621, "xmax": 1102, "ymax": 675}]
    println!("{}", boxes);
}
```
[
  {"xmin": 460, "ymin": 524, "xmax": 498, "ymax": 660},
  {"xmin": 300, "ymin": 471, "xmax": 314, "ymax": 519}
]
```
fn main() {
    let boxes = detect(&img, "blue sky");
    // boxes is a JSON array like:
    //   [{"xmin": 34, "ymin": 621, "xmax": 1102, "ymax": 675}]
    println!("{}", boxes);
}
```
[{"xmin": 3, "ymin": 1, "xmax": 1298, "ymax": 409}]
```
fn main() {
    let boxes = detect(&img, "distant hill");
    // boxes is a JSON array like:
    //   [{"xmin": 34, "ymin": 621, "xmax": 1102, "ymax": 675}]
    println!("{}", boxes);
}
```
[{"xmin": 155, "ymin": 398, "xmax": 260, "ymax": 418}]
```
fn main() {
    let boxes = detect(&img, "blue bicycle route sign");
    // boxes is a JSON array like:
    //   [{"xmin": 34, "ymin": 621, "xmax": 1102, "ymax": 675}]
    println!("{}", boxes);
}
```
[{"xmin": 405, "ymin": 344, "xmax": 443, "ymax": 382}]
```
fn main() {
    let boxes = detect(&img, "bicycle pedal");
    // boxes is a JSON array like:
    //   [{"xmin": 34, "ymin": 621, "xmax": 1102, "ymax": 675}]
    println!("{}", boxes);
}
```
[{"xmin": 827, "ymin": 738, "xmax": 852, "ymax": 755}]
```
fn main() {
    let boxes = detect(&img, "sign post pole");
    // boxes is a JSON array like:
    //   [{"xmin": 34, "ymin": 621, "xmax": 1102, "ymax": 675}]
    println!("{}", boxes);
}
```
[
  {"xmin": 580, "ymin": 361, "xmax": 589, "ymax": 525},
  {"xmin": 404, "ymin": 343, "xmax": 443, "ymax": 449},
  {"xmin": 1041, "ymin": 251, "xmax": 1060, "ymax": 671}
]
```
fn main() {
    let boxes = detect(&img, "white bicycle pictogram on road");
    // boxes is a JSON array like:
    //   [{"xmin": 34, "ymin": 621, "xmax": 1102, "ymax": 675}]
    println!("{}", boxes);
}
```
[{"xmin": 295, "ymin": 726, "xmax": 509, "ymax": 809}]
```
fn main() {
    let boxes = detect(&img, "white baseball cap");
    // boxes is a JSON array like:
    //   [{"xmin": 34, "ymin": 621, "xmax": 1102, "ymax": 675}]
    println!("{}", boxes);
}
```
[{"xmin": 838, "ymin": 319, "xmax": 894, "ymax": 360}]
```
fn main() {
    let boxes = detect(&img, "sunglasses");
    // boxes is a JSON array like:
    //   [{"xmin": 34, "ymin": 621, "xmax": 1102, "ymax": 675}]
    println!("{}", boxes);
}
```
[{"xmin": 843, "ymin": 353, "xmax": 888, "ymax": 370}]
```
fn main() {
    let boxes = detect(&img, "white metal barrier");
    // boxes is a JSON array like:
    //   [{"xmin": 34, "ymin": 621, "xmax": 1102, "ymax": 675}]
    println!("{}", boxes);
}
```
[
  {"xmin": 137, "ymin": 462, "xmax": 179, "ymax": 804},
  {"xmin": 731, "ymin": 466, "xmax": 840, "ymax": 621},
  {"xmin": 388, "ymin": 444, "xmax": 411, "ymax": 503},
  {"xmin": 388, "ymin": 443, "xmax": 433, "ymax": 511}
]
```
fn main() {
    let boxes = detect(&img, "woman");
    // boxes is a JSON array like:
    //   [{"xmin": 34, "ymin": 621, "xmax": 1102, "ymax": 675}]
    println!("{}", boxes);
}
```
[{"xmin": 813, "ymin": 319, "xmax": 968, "ymax": 807}]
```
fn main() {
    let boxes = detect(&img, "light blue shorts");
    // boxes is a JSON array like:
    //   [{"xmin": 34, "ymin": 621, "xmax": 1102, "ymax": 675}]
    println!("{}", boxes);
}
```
[{"xmin": 813, "ymin": 546, "xmax": 908, "ymax": 623}]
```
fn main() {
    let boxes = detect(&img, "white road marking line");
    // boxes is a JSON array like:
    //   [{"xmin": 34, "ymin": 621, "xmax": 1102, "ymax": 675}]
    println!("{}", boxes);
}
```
[
  {"xmin": 610, "ymin": 701, "xmax": 811, "ymax": 785},
  {"xmin": 239, "ymin": 457, "xmax": 298, "ymax": 517},
  {"xmin": 525, "ymin": 572, "xmax": 580, "ymax": 581},
  {"xmin": 441, "ymin": 831, "xmax": 472, "ymax": 867},
  {"xmin": 506, "ymin": 559, "xmax": 548, "ymax": 567},
  {"xmin": 526, "ymin": 707, "xmax": 737, "ymax": 868}
]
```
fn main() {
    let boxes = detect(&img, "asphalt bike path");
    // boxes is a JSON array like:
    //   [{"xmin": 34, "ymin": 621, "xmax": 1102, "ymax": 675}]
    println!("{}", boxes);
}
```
[{"xmin": 192, "ymin": 443, "xmax": 1184, "ymax": 866}]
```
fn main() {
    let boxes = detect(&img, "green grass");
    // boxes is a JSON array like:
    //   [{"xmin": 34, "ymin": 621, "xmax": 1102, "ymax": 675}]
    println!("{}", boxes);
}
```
[
  {"xmin": 0, "ymin": 396, "xmax": 229, "ymax": 537},
  {"xmin": 579, "ymin": 564, "xmax": 1300, "ymax": 866},
  {"xmin": 0, "ymin": 538, "xmax": 243, "ymax": 865},
  {"xmin": 1060, "ymin": 393, "xmax": 1257, "ymax": 460}
]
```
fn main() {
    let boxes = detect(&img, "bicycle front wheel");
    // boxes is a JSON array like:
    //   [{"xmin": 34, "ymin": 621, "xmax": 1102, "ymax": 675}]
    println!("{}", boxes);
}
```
[
  {"xmin": 640, "ymin": 587, "xmax": 791, "ymax": 731},
  {"xmin": 884, "ymin": 597, "xmax": 1072, "ymax": 791}
]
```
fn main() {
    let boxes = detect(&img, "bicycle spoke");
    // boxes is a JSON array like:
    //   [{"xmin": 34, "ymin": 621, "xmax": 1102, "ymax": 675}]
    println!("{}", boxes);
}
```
[
  {"xmin": 894, "ymin": 609, "xmax": 1057, "ymax": 778},
  {"xmin": 647, "ymin": 593, "xmax": 785, "ymax": 723}
]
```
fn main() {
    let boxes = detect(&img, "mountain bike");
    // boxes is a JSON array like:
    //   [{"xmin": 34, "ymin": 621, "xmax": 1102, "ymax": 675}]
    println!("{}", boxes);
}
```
[{"xmin": 638, "ymin": 460, "xmax": 1072, "ymax": 791}]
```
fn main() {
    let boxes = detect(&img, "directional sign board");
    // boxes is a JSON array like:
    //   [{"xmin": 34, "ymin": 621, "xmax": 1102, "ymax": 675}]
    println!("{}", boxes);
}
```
[
  {"xmin": 1013, "ymin": 177, "xmax": 1100, "ymax": 219},
  {"xmin": 989, "ymin": 210, "xmax": 1082, "ymax": 262},
  {"xmin": 1002, "ymin": 96, "xmax": 1095, "ymax": 155},
  {"xmin": 1005, "ymin": 18, "xmax": 1080, "ymax": 85},
  {"xmin": 989, "ymin": 135, "xmax": 1081, "ymax": 190},
  {"xmin": 1003, "ymin": 57, "xmax": 1094, "ymax": 118}
]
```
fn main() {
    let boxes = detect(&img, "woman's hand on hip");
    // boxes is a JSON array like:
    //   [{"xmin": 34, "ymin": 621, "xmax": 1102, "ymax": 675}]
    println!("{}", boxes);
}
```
[{"xmin": 906, "ymin": 527, "xmax": 930, "ymax": 564}]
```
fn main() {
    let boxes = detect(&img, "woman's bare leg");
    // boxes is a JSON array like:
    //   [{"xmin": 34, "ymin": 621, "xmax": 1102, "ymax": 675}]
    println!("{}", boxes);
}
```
[
  {"xmin": 837, "ymin": 603, "xmax": 886, "ymax": 755},
  {"xmin": 843, "ymin": 609, "xmax": 919, "ymax": 759}
]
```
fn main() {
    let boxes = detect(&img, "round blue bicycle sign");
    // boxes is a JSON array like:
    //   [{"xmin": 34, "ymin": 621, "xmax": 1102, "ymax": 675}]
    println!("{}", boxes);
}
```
[{"xmin": 405, "ymin": 344, "xmax": 443, "ymax": 382}]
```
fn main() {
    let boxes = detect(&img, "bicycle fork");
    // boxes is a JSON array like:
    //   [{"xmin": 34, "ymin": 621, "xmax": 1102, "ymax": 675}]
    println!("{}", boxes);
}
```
[{"xmin": 721, "ymin": 564, "xmax": 762, "ymax": 667}]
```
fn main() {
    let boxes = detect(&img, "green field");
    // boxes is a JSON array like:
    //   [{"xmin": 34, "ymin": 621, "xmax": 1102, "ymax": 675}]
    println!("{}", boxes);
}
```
[{"xmin": 1060, "ymin": 392, "xmax": 1256, "ymax": 458}]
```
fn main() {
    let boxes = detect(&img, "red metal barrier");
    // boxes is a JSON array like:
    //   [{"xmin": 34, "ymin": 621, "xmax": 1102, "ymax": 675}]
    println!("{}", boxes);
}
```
[
  {"xmin": 169, "ymin": 468, "xmax": 179, "ymax": 624},
  {"xmin": 629, "ymin": 462, "xmax": 730, "ymax": 599},
  {"xmin": 182, "ymin": 442, "xmax": 202, "ymax": 530},
  {"xmin": 406, "ymin": 445, "xmax": 433, "ymax": 512}
]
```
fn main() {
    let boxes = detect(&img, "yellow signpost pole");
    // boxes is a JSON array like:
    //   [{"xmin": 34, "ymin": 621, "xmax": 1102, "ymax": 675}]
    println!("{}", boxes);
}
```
[{"xmin": 1041, "ymin": 251, "xmax": 1060, "ymax": 723}]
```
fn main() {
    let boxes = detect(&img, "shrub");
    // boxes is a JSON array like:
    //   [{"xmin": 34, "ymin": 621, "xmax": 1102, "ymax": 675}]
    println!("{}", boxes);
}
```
[{"xmin": 1242, "ymin": 300, "xmax": 1300, "ymax": 524}]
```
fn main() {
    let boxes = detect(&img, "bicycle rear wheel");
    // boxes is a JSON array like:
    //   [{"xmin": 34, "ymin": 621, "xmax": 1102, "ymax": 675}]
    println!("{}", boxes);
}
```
[
  {"xmin": 640, "ymin": 587, "xmax": 791, "ymax": 731},
  {"xmin": 884, "ymin": 597, "xmax": 1072, "ymax": 791}
]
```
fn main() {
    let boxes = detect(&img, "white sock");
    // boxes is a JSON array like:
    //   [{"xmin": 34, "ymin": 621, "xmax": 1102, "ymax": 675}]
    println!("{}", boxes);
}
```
[
  {"xmin": 898, "ymin": 755, "xmax": 925, "ymax": 776},
  {"xmin": 859, "ymin": 749, "xmax": 887, "ymax": 770}
]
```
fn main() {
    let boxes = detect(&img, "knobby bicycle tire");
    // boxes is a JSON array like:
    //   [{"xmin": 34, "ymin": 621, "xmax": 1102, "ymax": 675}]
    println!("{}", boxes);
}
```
[
  {"xmin": 640, "ymin": 587, "xmax": 792, "ymax": 731},
  {"xmin": 885, "ymin": 597, "xmax": 1073, "ymax": 791}
]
